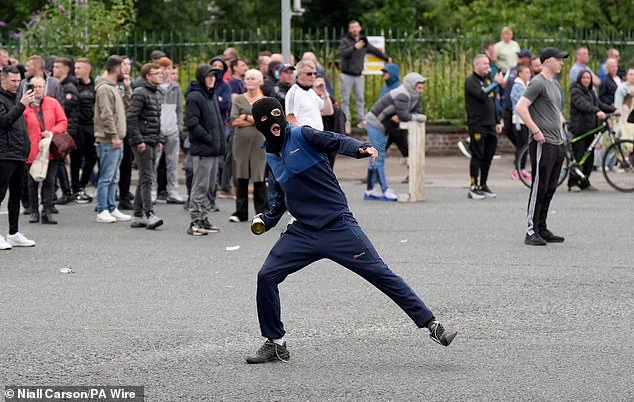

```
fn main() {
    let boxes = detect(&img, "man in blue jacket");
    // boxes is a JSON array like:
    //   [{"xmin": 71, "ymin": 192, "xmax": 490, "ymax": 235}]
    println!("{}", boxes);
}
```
[{"xmin": 245, "ymin": 97, "xmax": 457, "ymax": 364}]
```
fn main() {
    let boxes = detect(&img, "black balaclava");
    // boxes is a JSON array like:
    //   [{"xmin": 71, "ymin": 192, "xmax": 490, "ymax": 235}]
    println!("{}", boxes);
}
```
[{"xmin": 252, "ymin": 97, "xmax": 288, "ymax": 153}]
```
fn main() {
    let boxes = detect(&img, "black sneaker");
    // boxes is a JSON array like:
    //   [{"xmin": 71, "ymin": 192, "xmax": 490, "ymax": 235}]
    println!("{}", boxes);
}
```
[
  {"xmin": 23, "ymin": 207, "xmax": 32, "ymax": 216},
  {"xmin": 246, "ymin": 340, "xmax": 290, "ymax": 364},
  {"xmin": 479, "ymin": 185, "xmax": 496, "ymax": 199},
  {"xmin": 202, "ymin": 217, "xmax": 220, "ymax": 233},
  {"xmin": 428, "ymin": 321, "xmax": 458, "ymax": 347},
  {"xmin": 118, "ymin": 199, "xmax": 134, "ymax": 210},
  {"xmin": 157, "ymin": 191, "xmax": 168, "ymax": 201},
  {"xmin": 187, "ymin": 220, "xmax": 208, "ymax": 236},
  {"xmin": 74, "ymin": 189, "xmax": 93, "ymax": 204},
  {"xmin": 524, "ymin": 233, "xmax": 547, "ymax": 246},
  {"xmin": 54, "ymin": 194, "xmax": 75, "ymax": 205},
  {"xmin": 49, "ymin": 205, "xmax": 59, "ymax": 214},
  {"xmin": 541, "ymin": 229, "xmax": 564, "ymax": 243},
  {"xmin": 468, "ymin": 185, "xmax": 485, "ymax": 200}
]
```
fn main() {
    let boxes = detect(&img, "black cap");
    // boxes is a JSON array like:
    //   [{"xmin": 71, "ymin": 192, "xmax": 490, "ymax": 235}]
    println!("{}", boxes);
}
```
[
  {"xmin": 540, "ymin": 47, "xmax": 568, "ymax": 63},
  {"xmin": 150, "ymin": 50, "xmax": 166, "ymax": 60},
  {"xmin": 517, "ymin": 49, "xmax": 532, "ymax": 58},
  {"xmin": 278, "ymin": 63, "xmax": 295, "ymax": 73}
]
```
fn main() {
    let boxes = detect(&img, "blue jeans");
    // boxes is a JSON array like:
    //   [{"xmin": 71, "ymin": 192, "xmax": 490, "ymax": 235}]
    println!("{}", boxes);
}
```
[
  {"xmin": 366, "ymin": 123, "xmax": 389, "ymax": 191},
  {"xmin": 95, "ymin": 143, "xmax": 123, "ymax": 213}
]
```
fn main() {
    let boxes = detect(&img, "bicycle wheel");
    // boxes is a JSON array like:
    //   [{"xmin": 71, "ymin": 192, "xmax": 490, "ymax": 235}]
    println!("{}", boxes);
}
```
[
  {"xmin": 516, "ymin": 144, "xmax": 532, "ymax": 189},
  {"xmin": 516, "ymin": 143, "xmax": 569, "ymax": 189},
  {"xmin": 602, "ymin": 139, "xmax": 634, "ymax": 192}
]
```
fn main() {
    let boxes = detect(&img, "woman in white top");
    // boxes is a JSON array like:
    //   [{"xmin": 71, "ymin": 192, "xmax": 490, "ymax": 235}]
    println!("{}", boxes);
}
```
[{"xmin": 494, "ymin": 27, "xmax": 521, "ymax": 72}]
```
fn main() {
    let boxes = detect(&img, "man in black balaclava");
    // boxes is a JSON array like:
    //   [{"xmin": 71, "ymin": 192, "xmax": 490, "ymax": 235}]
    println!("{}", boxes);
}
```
[
  {"xmin": 184, "ymin": 64, "xmax": 226, "ymax": 236},
  {"xmin": 245, "ymin": 97, "xmax": 458, "ymax": 364}
]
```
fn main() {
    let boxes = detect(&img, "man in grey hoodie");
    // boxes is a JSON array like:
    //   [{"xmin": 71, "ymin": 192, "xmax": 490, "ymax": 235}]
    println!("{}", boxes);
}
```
[{"xmin": 154, "ymin": 57, "xmax": 184, "ymax": 204}]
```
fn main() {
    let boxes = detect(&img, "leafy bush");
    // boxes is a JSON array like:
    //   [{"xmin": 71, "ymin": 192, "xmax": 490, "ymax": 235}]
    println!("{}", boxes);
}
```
[{"xmin": 20, "ymin": 0, "xmax": 135, "ymax": 64}]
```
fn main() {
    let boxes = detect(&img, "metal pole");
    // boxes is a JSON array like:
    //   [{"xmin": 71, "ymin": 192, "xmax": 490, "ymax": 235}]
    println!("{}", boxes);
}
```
[{"xmin": 281, "ymin": 0, "xmax": 291, "ymax": 63}]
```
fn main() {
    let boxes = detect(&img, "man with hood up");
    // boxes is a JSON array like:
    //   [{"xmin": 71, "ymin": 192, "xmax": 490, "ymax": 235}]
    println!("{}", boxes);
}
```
[
  {"xmin": 364, "ymin": 72, "xmax": 427, "ymax": 201},
  {"xmin": 244, "ymin": 97, "xmax": 457, "ymax": 364},
  {"xmin": 210, "ymin": 56, "xmax": 235, "ymax": 201},
  {"xmin": 184, "ymin": 65, "xmax": 226, "ymax": 236},
  {"xmin": 380, "ymin": 63, "xmax": 401, "ymax": 97},
  {"xmin": 380, "ymin": 63, "xmax": 409, "ymax": 160}
]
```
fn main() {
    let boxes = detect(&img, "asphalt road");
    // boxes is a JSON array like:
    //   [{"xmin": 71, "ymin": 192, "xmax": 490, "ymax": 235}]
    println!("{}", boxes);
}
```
[{"xmin": 1, "ymin": 158, "xmax": 633, "ymax": 401}]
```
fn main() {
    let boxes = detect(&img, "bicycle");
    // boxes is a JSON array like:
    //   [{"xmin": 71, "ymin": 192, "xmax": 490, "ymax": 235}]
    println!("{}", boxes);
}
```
[{"xmin": 516, "ymin": 114, "xmax": 634, "ymax": 192}]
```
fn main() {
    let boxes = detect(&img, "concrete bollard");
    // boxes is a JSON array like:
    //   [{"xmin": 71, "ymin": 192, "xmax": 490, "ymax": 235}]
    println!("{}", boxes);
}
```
[{"xmin": 398, "ymin": 120, "xmax": 426, "ymax": 202}]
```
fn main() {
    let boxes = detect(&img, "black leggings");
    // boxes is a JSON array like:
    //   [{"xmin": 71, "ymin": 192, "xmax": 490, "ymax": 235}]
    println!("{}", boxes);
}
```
[
  {"xmin": 70, "ymin": 128, "xmax": 98, "ymax": 193},
  {"xmin": 568, "ymin": 131, "xmax": 595, "ymax": 189},
  {"xmin": 0, "ymin": 160, "xmax": 26, "ymax": 234},
  {"xmin": 469, "ymin": 129, "xmax": 497, "ymax": 186}
]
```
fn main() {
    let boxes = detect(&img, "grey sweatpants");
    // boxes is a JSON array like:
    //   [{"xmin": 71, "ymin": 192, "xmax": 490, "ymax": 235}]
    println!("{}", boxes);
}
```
[
  {"xmin": 340, "ymin": 73, "xmax": 365, "ymax": 122},
  {"xmin": 190, "ymin": 155, "xmax": 219, "ymax": 221},
  {"xmin": 152, "ymin": 133, "xmax": 180, "ymax": 195}
]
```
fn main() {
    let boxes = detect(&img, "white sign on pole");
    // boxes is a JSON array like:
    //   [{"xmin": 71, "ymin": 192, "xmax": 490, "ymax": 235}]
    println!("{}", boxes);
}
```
[{"xmin": 363, "ymin": 36, "xmax": 386, "ymax": 75}]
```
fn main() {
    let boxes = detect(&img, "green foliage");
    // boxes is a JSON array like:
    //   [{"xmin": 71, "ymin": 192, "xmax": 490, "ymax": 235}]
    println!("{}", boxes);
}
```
[
  {"xmin": 424, "ymin": 0, "xmax": 634, "ymax": 34},
  {"xmin": 20, "ymin": 0, "xmax": 136, "ymax": 62}
]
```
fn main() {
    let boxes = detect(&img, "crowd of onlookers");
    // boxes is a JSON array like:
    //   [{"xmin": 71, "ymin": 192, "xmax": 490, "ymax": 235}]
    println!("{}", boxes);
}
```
[
  {"xmin": 1, "ymin": 22, "xmax": 633, "ymax": 248},
  {"xmin": 461, "ymin": 27, "xmax": 634, "ymax": 200}
]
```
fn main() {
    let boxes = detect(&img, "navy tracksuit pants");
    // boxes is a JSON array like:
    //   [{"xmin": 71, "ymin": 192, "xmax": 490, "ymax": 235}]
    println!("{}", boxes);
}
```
[{"xmin": 257, "ymin": 214, "xmax": 435, "ymax": 339}]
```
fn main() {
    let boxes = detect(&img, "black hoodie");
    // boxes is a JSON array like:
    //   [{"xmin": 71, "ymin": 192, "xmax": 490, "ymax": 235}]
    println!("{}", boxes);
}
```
[
  {"xmin": 569, "ymin": 73, "xmax": 615, "ymax": 135},
  {"xmin": 59, "ymin": 74, "xmax": 81, "ymax": 138},
  {"xmin": 209, "ymin": 56, "xmax": 231, "ymax": 122},
  {"xmin": 185, "ymin": 65, "xmax": 226, "ymax": 157}
]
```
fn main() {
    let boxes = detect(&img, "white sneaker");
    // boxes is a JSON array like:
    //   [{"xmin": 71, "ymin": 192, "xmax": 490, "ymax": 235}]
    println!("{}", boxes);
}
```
[
  {"xmin": 0, "ymin": 235, "xmax": 13, "ymax": 250},
  {"xmin": 96, "ymin": 210, "xmax": 116, "ymax": 223},
  {"xmin": 364, "ymin": 187, "xmax": 384, "ymax": 200},
  {"xmin": 383, "ymin": 188, "xmax": 398, "ymax": 201},
  {"xmin": 110, "ymin": 208, "xmax": 132, "ymax": 222},
  {"xmin": 6, "ymin": 232, "xmax": 35, "ymax": 247}
]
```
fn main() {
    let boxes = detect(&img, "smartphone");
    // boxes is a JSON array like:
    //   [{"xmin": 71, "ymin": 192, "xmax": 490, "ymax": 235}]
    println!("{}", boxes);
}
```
[{"xmin": 27, "ymin": 82, "xmax": 34, "ymax": 92}]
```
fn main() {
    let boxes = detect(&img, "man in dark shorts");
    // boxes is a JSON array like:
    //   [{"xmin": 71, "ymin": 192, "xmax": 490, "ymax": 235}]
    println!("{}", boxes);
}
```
[
  {"xmin": 245, "ymin": 97, "xmax": 458, "ymax": 364},
  {"xmin": 515, "ymin": 48, "xmax": 568, "ymax": 246}
]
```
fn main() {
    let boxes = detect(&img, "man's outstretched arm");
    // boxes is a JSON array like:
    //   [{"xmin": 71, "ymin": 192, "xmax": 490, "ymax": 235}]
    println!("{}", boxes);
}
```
[{"xmin": 300, "ymin": 126, "xmax": 373, "ymax": 158}]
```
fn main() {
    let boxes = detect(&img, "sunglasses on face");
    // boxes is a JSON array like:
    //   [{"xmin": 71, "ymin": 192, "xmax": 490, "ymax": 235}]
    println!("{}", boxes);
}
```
[{"xmin": 303, "ymin": 71, "xmax": 316, "ymax": 76}]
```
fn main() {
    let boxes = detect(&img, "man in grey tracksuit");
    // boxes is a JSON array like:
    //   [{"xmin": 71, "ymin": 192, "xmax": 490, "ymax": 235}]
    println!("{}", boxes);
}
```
[{"xmin": 155, "ymin": 58, "xmax": 184, "ymax": 204}]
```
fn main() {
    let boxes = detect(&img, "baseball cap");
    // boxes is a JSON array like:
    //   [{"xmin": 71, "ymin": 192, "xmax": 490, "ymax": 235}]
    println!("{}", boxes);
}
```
[
  {"xmin": 278, "ymin": 63, "xmax": 295, "ymax": 73},
  {"xmin": 517, "ymin": 49, "xmax": 532, "ymax": 58},
  {"xmin": 150, "ymin": 50, "xmax": 167, "ymax": 60},
  {"xmin": 539, "ymin": 47, "xmax": 568, "ymax": 63}
]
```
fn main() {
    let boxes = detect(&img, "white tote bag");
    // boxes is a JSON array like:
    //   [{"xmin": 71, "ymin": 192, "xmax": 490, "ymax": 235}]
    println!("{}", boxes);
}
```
[{"xmin": 29, "ymin": 136, "xmax": 52, "ymax": 182}]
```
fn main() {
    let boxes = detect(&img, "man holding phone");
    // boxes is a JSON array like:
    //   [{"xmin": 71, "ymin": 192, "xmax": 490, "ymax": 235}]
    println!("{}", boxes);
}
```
[
  {"xmin": 0, "ymin": 65, "xmax": 36, "ymax": 249},
  {"xmin": 515, "ymin": 48, "xmax": 568, "ymax": 246}
]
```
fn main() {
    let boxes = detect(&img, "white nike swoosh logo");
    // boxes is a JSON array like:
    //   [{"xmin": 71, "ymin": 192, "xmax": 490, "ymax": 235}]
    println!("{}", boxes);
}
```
[
  {"xmin": 289, "ymin": 148, "xmax": 301, "ymax": 155},
  {"xmin": 353, "ymin": 252, "xmax": 366, "ymax": 259}
]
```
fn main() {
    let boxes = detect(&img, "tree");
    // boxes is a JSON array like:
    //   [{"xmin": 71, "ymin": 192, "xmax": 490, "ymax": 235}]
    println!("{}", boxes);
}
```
[{"xmin": 20, "ymin": 0, "xmax": 136, "ymax": 62}]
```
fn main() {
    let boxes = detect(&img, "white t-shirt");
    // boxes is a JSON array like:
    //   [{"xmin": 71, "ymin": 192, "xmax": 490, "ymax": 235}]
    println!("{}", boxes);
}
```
[
  {"xmin": 285, "ymin": 84, "xmax": 324, "ymax": 130},
  {"xmin": 494, "ymin": 40, "xmax": 521, "ymax": 71}
]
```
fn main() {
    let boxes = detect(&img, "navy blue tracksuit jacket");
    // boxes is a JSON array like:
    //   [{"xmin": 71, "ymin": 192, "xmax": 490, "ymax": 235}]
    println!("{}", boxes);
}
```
[{"xmin": 256, "ymin": 125, "xmax": 434, "ymax": 339}]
